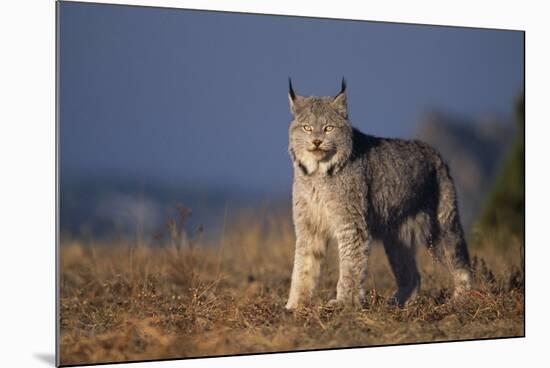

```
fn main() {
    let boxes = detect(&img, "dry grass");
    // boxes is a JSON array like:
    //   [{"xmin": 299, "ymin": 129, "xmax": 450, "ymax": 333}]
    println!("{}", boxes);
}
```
[{"xmin": 59, "ymin": 211, "xmax": 524, "ymax": 366}]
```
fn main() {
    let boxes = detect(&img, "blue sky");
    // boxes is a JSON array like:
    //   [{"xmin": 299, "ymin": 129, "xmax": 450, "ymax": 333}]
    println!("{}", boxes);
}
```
[{"xmin": 59, "ymin": 2, "xmax": 524, "ymax": 196}]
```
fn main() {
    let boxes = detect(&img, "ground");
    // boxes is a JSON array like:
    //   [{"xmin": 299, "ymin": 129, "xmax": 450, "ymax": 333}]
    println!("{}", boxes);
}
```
[{"xmin": 59, "ymin": 211, "xmax": 524, "ymax": 366}]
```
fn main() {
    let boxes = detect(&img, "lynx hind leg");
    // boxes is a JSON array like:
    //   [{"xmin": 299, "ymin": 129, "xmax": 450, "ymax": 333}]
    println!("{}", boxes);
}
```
[
  {"xmin": 383, "ymin": 237, "xmax": 421, "ymax": 306},
  {"xmin": 383, "ymin": 215, "xmax": 428, "ymax": 306}
]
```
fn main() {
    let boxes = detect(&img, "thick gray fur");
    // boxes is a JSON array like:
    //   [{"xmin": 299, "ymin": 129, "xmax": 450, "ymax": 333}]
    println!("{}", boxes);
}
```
[{"xmin": 285, "ymin": 79, "xmax": 471, "ymax": 309}]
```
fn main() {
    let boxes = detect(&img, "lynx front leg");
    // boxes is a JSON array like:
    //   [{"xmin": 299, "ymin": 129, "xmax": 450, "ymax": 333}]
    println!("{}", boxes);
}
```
[
  {"xmin": 285, "ymin": 233, "xmax": 328, "ymax": 310},
  {"xmin": 332, "ymin": 227, "xmax": 370, "ymax": 307}
]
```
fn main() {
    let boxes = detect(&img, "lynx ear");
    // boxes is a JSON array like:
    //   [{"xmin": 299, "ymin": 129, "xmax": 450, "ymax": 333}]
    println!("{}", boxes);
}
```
[
  {"xmin": 288, "ymin": 78, "xmax": 305, "ymax": 115},
  {"xmin": 331, "ymin": 77, "xmax": 347, "ymax": 118}
]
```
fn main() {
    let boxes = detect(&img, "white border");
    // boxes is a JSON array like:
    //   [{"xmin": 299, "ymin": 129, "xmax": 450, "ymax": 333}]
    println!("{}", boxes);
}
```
[
  {"xmin": 2, "ymin": 1, "xmax": 548, "ymax": 367},
  {"xmin": 60, "ymin": 0, "xmax": 527, "ymax": 31}
]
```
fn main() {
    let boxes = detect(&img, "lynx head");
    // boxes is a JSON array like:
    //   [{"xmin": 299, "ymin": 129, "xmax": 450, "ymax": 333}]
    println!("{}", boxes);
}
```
[{"xmin": 288, "ymin": 78, "xmax": 353, "ymax": 176}]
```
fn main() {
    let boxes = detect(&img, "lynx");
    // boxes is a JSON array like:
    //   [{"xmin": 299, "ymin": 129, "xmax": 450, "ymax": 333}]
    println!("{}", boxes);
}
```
[{"xmin": 285, "ymin": 79, "xmax": 471, "ymax": 309}]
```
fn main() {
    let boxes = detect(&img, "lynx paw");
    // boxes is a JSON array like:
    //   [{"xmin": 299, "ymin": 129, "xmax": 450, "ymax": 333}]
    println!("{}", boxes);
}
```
[
  {"xmin": 285, "ymin": 301, "xmax": 297, "ymax": 310},
  {"xmin": 326, "ymin": 298, "xmax": 343, "ymax": 308}
]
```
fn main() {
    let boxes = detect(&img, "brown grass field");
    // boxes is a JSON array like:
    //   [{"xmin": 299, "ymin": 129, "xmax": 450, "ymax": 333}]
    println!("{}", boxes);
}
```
[{"xmin": 59, "ymin": 210, "xmax": 524, "ymax": 366}]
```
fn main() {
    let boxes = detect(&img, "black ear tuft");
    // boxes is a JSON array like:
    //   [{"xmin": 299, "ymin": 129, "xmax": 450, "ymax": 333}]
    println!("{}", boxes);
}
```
[
  {"xmin": 332, "ymin": 77, "xmax": 348, "ymax": 118},
  {"xmin": 288, "ymin": 77, "xmax": 296, "ymax": 101},
  {"xmin": 339, "ymin": 77, "xmax": 346, "ymax": 95}
]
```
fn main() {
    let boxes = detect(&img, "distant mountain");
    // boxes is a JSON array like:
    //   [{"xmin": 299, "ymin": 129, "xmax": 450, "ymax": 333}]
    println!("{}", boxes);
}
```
[{"xmin": 414, "ymin": 111, "xmax": 515, "ymax": 230}]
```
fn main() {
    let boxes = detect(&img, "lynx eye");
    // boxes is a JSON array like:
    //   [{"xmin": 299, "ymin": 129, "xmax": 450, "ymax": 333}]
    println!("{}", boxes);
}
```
[
  {"xmin": 324, "ymin": 125, "xmax": 334, "ymax": 133},
  {"xmin": 302, "ymin": 125, "xmax": 313, "ymax": 133}
]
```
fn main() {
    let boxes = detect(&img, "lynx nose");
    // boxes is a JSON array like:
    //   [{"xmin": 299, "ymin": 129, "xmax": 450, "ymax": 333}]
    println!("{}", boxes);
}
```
[{"xmin": 312, "ymin": 139, "xmax": 322, "ymax": 147}]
